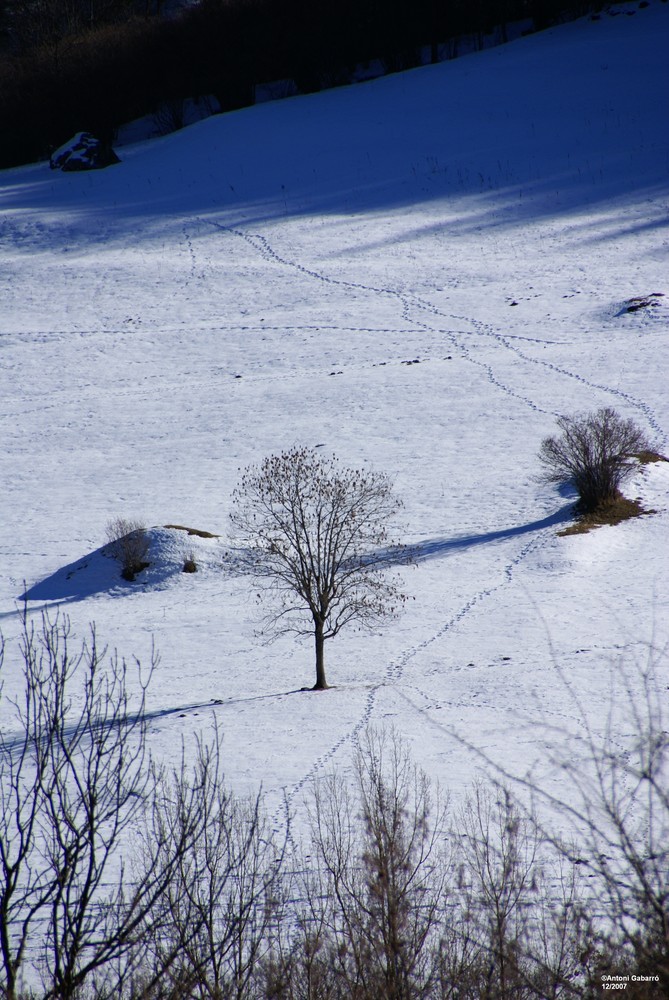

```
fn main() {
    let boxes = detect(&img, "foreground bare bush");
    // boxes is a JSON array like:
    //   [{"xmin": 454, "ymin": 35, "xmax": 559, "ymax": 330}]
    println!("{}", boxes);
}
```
[
  {"xmin": 525, "ymin": 650, "xmax": 669, "ymax": 995},
  {"xmin": 451, "ymin": 786, "xmax": 589, "ymax": 1000},
  {"xmin": 304, "ymin": 729, "xmax": 448, "ymax": 999},
  {"xmin": 0, "ymin": 610, "xmax": 163, "ymax": 1000},
  {"xmin": 136, "ymin": 730, "xmax": 287, "ymax": 999},
  {"xmin": 3, "ymin": 612, "xmax": 665, "ymax": 1000},
  {"xmin": 0, "ymin": 615, "xmax": 287, "ymax": 1000},
  {"xmin": 266, "ymin": 730, "xmax": 593, "ymax": 1000}
]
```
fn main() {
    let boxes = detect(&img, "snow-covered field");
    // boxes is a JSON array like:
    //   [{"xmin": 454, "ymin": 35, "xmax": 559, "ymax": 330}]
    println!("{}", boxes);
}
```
[{"xmin": 1, "ymin": 1, "xmax": 668, "ymax": 837}]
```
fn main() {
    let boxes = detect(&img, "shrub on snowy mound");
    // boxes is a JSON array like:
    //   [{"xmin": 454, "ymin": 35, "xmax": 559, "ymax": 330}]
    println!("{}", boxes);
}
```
[{"xmin": 105, "ymin": 518, "xmax": 151, "ymax": 581}]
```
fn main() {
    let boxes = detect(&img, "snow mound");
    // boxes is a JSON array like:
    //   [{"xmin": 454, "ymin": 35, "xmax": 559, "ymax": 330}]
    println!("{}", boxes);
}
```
[{"xmin": 21, "ymin": 525, "xmax": 229, "ymax": 605}]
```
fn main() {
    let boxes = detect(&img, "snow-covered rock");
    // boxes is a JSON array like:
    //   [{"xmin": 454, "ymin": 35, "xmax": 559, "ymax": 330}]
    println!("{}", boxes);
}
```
[{"xmin": 50, "ymin": 131, "xmax": 121, "ymax": 171}]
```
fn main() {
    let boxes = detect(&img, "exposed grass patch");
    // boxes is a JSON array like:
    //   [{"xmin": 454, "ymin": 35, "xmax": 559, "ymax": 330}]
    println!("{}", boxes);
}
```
[
  {"xmin": 623, "ymin": 292, "xmax": 664, "ymax": 313},
  {"xmin": 164, "ymin": 524, "xmax": 219, "ymax": 538},
  {"xmin": 558, "ymin": 494, "xmax": 655, "ymax": 536},
  {"xmin": 183, "ymin": 555, "xmax": 198, "ymax": 573},
  {"xmin": 633, "ymin": 450, "xmax": 668, "ymax": 464}
]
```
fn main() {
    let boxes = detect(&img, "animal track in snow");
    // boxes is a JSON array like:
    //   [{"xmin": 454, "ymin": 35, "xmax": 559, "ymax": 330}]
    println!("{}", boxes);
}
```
[
  {"xmin": 187, "ymin": 217, "xmax": 665, "ymax": 822},
  {"xmin": 195, "ymin": 216, "xmax": 664, "ymax": 443}
]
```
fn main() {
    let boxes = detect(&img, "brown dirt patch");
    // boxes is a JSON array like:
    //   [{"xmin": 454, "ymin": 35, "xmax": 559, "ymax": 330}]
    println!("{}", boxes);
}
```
[
  {"xmin": 164, "ymin": 524, "xmax": 219, "ymax": 538},
  {"xmin": 633, "ymin": 450, "xmax": 668, "ymax": 464},
  {"xmin": 558, "ymin": 495, "xmax": 655, "ymax": 536}
]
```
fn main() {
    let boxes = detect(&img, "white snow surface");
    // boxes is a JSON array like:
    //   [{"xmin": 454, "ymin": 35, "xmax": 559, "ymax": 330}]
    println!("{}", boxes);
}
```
[{"xmin": 1, "ymin": 2, "xmax": 669, "ymax": 837}]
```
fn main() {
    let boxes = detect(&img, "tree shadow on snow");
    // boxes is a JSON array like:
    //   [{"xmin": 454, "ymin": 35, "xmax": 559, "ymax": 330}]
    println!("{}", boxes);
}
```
[
  {"xmin": 406, "ymin": 502, "xmax": 575, "ymax": 564},
  {"xmin": 18, "ymin": 503, "xmax": 576, "ymax": 609}
]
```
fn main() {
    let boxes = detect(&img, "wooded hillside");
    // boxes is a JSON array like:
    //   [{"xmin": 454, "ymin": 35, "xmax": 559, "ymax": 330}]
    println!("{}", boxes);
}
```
[{"xmin": 0, "ymin": 0, "xmax": 621, "ymax": 167}]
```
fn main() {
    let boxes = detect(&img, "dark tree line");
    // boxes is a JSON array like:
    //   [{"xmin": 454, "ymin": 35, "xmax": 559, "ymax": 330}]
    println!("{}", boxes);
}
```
[{"xmin": 0, "ymin": 0, "xmax": 631, "ymax": 168}]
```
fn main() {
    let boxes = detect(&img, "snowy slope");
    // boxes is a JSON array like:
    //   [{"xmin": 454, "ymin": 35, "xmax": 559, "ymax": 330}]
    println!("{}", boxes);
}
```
[{"xmin": 1, "ymin": 1, "xmax": 668, "ymax": 830}]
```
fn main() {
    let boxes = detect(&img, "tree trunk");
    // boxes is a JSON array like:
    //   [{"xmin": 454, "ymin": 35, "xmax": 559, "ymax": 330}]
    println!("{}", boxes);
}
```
[{"xmin": 313, "ymin": 619, "xmax": 328, "ymax": 690}]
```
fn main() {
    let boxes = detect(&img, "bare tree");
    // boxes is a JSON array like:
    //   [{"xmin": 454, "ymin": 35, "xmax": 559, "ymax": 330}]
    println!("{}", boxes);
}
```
[
  {"xmin": 0, "ymin": 626, "xmax": 53, "ymax": 1000},
  {"xmin": 538, "ymin": 407, "xmax": 649, "ymax": 515},
  {"xmin": 0, "ymin": 610, "xmax": 189, "ymax": 1000},
  {"xmin": 453, "ymin": 784, "xmax": 589, "ymax": 1000},
  {"xmin": 139, "ymin": 729, "xmax": 287, "ymax": 1000},
  {"xmin": 305, "ymin": 728, "xmax": 448, "ymax": 999},
  {"xmin": 0, "ymin": 0, "xmax": 133, "ymax": 58},
  {"xmin": 525, "ymin": 649, "xmax": 669, "ymax": 994},
  {"xmin": 520, "ymin": 858, "xmax": 590, "ymax": 1000},
  {"xmin": 269, "ymin": 730, "xmax": 595, "ymax": 1000},
  {"xmin": 440, "ymin": 785, "xmax": 588, "ymax": 1000},
  {"xmin": 262, "ymin": 862, "xmax": 337, "ymax": 1000},
  {"xmin": 30, "ymin": 614, "xmax": 156, "ymax": 1000},
  {"xmin": 455, "ymin": 785, "xmax": 537, "ymax": 999},
  {"xmin": 230, "ymin": 448, "xmax": 409, "ymax": 690},
  {"xmin": 455, "ymin": 644, "xmax": 669, "ymax": 996}
]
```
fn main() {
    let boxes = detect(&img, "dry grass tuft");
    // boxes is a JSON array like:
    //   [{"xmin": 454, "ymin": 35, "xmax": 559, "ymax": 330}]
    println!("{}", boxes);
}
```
[
  {"xmin": 182, "ymin": 552, "xmax": 198, "ymax": 573},
  {"xmin": 633, "ymin": 450, "xmax": 668, "ymax": 464},
  {"xmin": 164, "ymin": 524, "xmax": 219, "ymax": 538},
  {"xmin": 558, "ymin": 494, "xmax": 655, "ymax": 536}
]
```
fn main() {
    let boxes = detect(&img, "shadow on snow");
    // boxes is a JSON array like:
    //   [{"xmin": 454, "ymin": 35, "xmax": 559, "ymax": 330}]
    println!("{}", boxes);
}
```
[
  {"xmin": 405, "ymin": 502, "xmax": 574, "ymax": 564},
  {"xmin": 15, "ymin": 503, "xmax": 575, "ymax": 611}
]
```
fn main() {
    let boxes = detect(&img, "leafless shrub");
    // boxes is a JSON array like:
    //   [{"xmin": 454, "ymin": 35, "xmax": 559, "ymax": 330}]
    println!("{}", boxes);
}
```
[
  {"xmin": 538, "ymin": 407, "xmax": 650, "ymax": 514},
  {"xmin": 293, "ymin": 728, "xmax": 448, "ymax": 999},
  {"xmin": 105, "ymin": 517, "xmax": 151, "ymax": 581},
  {"xmin": 5, "ymin": 608, "xmax": 660, "ymax": 1000},
  {"xmin": 448, "ymin": 640, "xmax": 669, "ymax": 997},
  {"xmin": 525, "ymin": 649, "xmax": 669, "ymax": 995},
  {"xmin": 454, "ymin": 784, "xmax": 538, "ymax": 998},
  {"xmin": 256, "ymin": 729, "xmax": 603, "ymax": 1000},
  {"xmin": 0, "ymin": 612, "xmax": 290, "ymax": 1000},
  {"xmin": 450, "ymin": 784, "xmax": 589, "ymax": 1000}
]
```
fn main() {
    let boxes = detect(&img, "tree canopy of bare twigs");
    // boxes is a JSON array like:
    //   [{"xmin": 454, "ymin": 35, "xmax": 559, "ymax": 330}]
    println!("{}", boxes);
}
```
[
  {"xmin": 454, "ymin": 784, "xmax": 590, "ymax": 1000},
  {"xmin": 138, "ymin": 729, "xmax": 287, "ymax": 999},
  {"xmin": 230, "ymin": 447, "xmax": 409, "ymax": 690},
  {"xmin": 448, "ymin": 642, "xmax": 669, "ymax": 997},
  {"xmin": 275, "ymin": 729, "xmax": 589, "ymax": 1000},
  {"xmin": 538, "ymin": 407, "xmax": 649, "ymax": 514}
]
